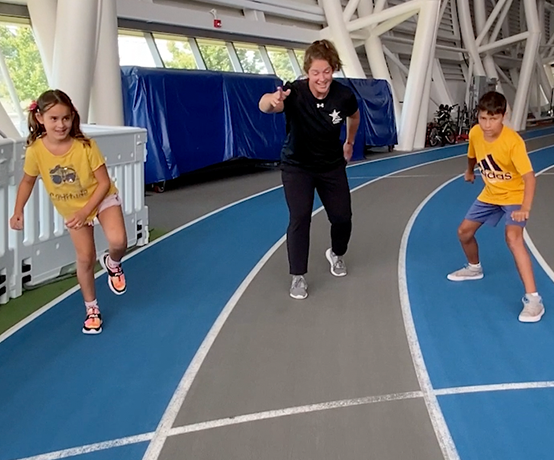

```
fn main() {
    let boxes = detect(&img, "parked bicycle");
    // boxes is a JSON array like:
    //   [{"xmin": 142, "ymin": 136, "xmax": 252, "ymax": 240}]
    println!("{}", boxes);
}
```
[{"xmin": 426, "ymin": 104, "xmax": 459, "ymax": 147}]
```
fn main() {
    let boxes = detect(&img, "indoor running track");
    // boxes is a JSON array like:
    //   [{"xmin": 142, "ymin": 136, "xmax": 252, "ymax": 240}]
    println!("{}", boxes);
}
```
[{"xmin": 1, "ymin": 126, "xmax": 554, "ymax": 460}]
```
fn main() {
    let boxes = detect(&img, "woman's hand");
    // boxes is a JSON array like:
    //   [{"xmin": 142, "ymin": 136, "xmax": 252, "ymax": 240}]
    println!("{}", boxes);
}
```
[
  {"xmin": 343, "ymin": 141, "xmax": 354, "ymax": 162},
  {"xmin": 269, "ymin": 87, "xmax": 291, "ymax": 108}
]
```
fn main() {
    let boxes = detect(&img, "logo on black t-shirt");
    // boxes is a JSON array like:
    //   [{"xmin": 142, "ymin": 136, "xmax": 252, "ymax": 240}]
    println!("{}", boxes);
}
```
[
  {"xmin": 316, "ymin": 103, "xmax": 324, "ymax": 108},
  {"xmin": 329, "ymin": 110, "xmax": 342, "ymax": 124}
]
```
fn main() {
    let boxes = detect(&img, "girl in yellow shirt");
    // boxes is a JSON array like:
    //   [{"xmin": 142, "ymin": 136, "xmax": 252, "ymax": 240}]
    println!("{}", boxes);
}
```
[{"xmin": 10, "ymin": 89, "xmax": 128, "ymax": 334}]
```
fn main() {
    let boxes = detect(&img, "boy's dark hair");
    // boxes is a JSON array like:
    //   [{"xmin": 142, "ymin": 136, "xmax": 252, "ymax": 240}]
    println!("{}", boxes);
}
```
[
  {"xmin": 477, "ymin": 91, "xmax": 507, "ymax": 116},
  {"xmin": 303, "ymin": 39, "xmax": 342, "ymax": 74},
  {"xmin": 27, "ymin": 89, "xmax": 90, "ymax": 147}
]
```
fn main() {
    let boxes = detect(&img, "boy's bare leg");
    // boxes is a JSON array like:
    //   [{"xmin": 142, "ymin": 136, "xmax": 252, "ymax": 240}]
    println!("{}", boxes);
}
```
[
  {"xmin": 457, "ymin": 219, "xmax": 483, "ymax": 264},
  {"xmin": 505, "ymin": 225, "xmax": 536, "ymax": 293}
]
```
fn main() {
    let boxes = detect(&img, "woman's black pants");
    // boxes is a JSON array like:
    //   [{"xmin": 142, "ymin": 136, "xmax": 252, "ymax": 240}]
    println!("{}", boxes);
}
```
[{"xmin": 281, "ymin": 163, "xmax": 352, "ymax": 275}]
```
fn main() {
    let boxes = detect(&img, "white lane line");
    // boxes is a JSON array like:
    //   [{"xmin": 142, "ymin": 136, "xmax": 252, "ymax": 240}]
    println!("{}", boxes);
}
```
[
  {"xmin": 14, "ymin": 433, "xmax": 154, "ymax": 460},
  {"xmin": 3, "ymin": 128, "xmax": 553, "ymax": 344},
  {"xmin": 0, "ymin": 266, "xmax": 113, "ymax": 344},
  {"xmin": 16, "ymin": 378, "xmax": 554, "ymax": 460},
  {"xmin": 0, "ymin": 184, "xmax": 282, "ymax": 345},
  {"xmin": 398, "ymin": 174, "xmax": 463, "ymax": 460},
  {"xmin": 168, "ymin": 391, "xmax": 424, "ymax": 436},
  {"xmin": 349, "ymin": 174, "xmax": 465, "ymax": 179},
  {"xmin": 524, "ymin": 164, "xmax": 554, "ymax": 284},
  {"xmin": 435, "ymin": 381, "xmax": 554, "ymax": 396},
  {"xmin": 12, "ymin": 135, "xmax": 554, "ymax": 460},
  {"xmin": 0, "ymin": 148, "xmax": 463, "ymax": 345},
  {"xmin": 1, "ymin": 151, "xmax": 467, "ymax": 460},
  {"xmin": 141, "ymin": 235, "xmax": 287, "ymax": 459},
  {"xmin": 141, "ymin": 154, "xmax": 467, "ymax": 459}
]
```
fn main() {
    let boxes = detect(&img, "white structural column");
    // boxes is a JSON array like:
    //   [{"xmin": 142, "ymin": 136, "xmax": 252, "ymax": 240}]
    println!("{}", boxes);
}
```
[
  {"xmin": 397, "ymin": 1, "xmax": 441, "ymax": 151},
  {"xmin": 511, "ymin": 0, "xmax": 541, "ymax": 130},
  {"xmin": 473, "ymin": 0, "xmax": 503, "ymax": 94},
  {"xmin": 387, "ymin": 50, "xmax": 407, "ymax": 102},
  {"xmin": 431, "ymin": 59, "xmax": 453, "ymax": 106},
  {"xmin": 320, "ymin": 0, "xmax": 366, "ymax": 78},
  {"xmin": 0, "ymin": 48, "xmax": 24, "ymax": 128},
  {"xmin": 52, "ymin": 0, "xmax": 99, "ymax": 122},
  {"xmin": 536, "ymin": 0, "xmax": 553, "ymax": 106},
  {"xmin": 413, "ymin": 3, "xmax": 442, "ymax": 150},
  {"xmin": 90, "ymin": 0, "xmax": 124, "ymax": 125},
  {"xmin": 358, "ymin": 0, "xmax": 402, "ymax": 130},
  {"xmin": 456, "ymin": 0, "xmax": 486, "ymax": 76},
  {"xmin": 27, "ymin": 0, "xmax": 57, "ymax": 86},
  {"xmin": 0, "ymin": 102, "xmax": 21, "ymax": 138}
]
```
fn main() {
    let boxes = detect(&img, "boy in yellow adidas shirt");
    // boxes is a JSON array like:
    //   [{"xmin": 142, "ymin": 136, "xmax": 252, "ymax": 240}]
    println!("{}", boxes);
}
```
[{"xmin": 447, "ymin": 91, "xmax": 544, "ymax": 323}]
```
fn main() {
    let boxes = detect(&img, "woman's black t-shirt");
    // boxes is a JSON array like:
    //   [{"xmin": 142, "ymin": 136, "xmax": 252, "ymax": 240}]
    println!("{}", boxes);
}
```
[{"xmin": 281, "ymin": 79, "xmax": 358, "ymax": 171}]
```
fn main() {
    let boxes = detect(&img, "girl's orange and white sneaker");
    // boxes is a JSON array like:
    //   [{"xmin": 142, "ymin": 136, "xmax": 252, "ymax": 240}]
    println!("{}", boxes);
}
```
[
  {"xmin": 100, "ymin": 253, "xmax": 127, "ymax": 295},
  {"xmin": 82, "ymin": 307, "xmax": 103, "ymax": 334}
]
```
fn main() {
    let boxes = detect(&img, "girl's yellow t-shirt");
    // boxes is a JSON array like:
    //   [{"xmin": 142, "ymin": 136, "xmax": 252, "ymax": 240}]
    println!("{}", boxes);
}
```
[
  {"xmin": 468, "ymin": 125, "xmax": 533, "ymax": 205},
  {"xmin": 23, "ymin": 138, "xmax": 118, "ymax": 222}
]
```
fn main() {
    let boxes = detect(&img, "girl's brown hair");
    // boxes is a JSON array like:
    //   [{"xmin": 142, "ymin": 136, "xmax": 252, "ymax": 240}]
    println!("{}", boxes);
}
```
[
  {"xmin": 27, "ymin": 89, "xmax": 90, "ymax": 147},
  {"xmin": 303, "ymin": 39, "xmax": 342, "ymax": 74}
]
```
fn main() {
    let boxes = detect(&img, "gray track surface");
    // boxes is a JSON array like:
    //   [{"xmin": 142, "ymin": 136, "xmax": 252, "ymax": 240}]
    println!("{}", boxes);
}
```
[{"xmin": 149, "ymin": 135, "xmax": 554, "ymax": 460}]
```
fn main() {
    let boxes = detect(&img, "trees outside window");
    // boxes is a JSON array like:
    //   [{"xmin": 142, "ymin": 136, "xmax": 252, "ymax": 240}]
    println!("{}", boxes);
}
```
[
  {"xmin": 267, "ymin": 48, "xmax": 296, "ymax": 83},
  {"xmin": 118, "ymin": 33, "xmax": 156, "ymax": 67},
  {"xmin": 0, "ymin": 24, "xmax": 48, "ymax": 105},
  {"xmin": 235, "ymin": 43, "xmax": 266, "ymax": 74},
  {"xmin": 197, "ymin": 39, "xmax": 232, "ymax": 72},
  {"xmin": 154, "ymin": 35, "xmax": 197, "ymax": 69}
]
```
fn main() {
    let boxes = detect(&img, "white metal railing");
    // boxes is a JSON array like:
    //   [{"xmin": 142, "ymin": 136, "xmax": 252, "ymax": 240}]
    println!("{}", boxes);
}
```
[
  {"xmin": 3, "ymin": 125, "xmax": 149, "ymax": 303},
  {"xmin": 0, "ymin": 138, "xmax": 14, "ymax": 303}
]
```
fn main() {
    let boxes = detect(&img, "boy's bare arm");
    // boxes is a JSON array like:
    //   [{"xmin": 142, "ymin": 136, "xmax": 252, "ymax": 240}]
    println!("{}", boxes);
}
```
[
  {"xmin": 520, "ymin": 171, "xmax": 536, "ymax": 212},
  {"xmin": 511, "ymin": 171, "xmax": 536, "ymax": 222},
  {"xmin": 465, "ymin": 157, "xmax": 477, "ymax": 183}
]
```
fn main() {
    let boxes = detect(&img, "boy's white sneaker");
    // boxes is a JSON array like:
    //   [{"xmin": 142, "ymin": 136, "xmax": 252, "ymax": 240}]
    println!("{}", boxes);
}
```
[
  {"xmin": 447, "ymin": 264, "xmax": 483, "ymax": 281},
  {"xmin": 519, "ymin": 294, "xmax": 545, "ymax": 323}
]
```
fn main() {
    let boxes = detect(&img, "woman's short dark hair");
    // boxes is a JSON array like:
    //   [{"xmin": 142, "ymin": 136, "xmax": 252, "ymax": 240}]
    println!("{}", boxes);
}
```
[{"xmin": 303, "ymin": 39, "xmax": 342, "ymax": 74}]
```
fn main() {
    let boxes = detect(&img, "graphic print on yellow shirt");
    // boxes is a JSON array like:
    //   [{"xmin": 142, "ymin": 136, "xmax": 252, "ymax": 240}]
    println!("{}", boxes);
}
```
[
  {"xmin": 23, "ymin": 138, "xmax": 117, "ymax": 222},
  {"xmin": 467, "ymin": 124, "xmax": 532, "ymax": 205}
]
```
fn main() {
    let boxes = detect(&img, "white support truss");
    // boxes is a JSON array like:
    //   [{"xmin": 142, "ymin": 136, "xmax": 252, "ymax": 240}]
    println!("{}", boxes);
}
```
[
  {"xmin": 320, "ymin": 0, "xmax": 445, "ymax": 151},
  {"xmin": 456, "ymin": 0, "xmax": 549, "ymax": 130}
]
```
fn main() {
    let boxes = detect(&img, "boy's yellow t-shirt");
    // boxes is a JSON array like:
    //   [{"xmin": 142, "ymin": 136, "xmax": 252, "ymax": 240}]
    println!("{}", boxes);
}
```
[
  {"xmin": 23, "ymin": 138, "xmax": 118, "ymax": 222},
  {"xmin": 468, "ymin": 124, "xmax": 533, "ymax": 205}
]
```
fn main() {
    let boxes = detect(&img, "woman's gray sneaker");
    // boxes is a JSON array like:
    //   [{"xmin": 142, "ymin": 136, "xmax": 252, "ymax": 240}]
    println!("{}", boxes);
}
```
[{"xmin": 290, "ymin": 275, "xmax": 308, "ymax": 299}]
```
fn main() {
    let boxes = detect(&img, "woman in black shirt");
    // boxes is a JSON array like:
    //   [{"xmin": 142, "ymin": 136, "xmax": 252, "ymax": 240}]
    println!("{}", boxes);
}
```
[{"xmin": 259, "ymin": 39, "xmax": 360, "ymax": 300}]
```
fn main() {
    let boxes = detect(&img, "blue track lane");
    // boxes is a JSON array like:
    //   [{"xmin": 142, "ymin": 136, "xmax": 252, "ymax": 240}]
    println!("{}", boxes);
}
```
[
  {"xmin": 406, "ymin": 146, "xmax": 554, "ymax": 459},
  {"xmin": 68, "ymin": 443, "xmax": 149, "ymax": 460},
  {"xmin": 1, "ymin": 127, "xmax": 553, "ymax": 460},
  {"xmin": 0, "ymin": 144, "xmax": 467, "ymax": 460}
]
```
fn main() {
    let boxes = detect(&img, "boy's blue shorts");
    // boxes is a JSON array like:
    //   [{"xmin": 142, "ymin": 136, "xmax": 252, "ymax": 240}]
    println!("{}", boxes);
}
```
[{"xmin": 465, "ymin": 200, "xmax": 526, "ymax": 227}]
